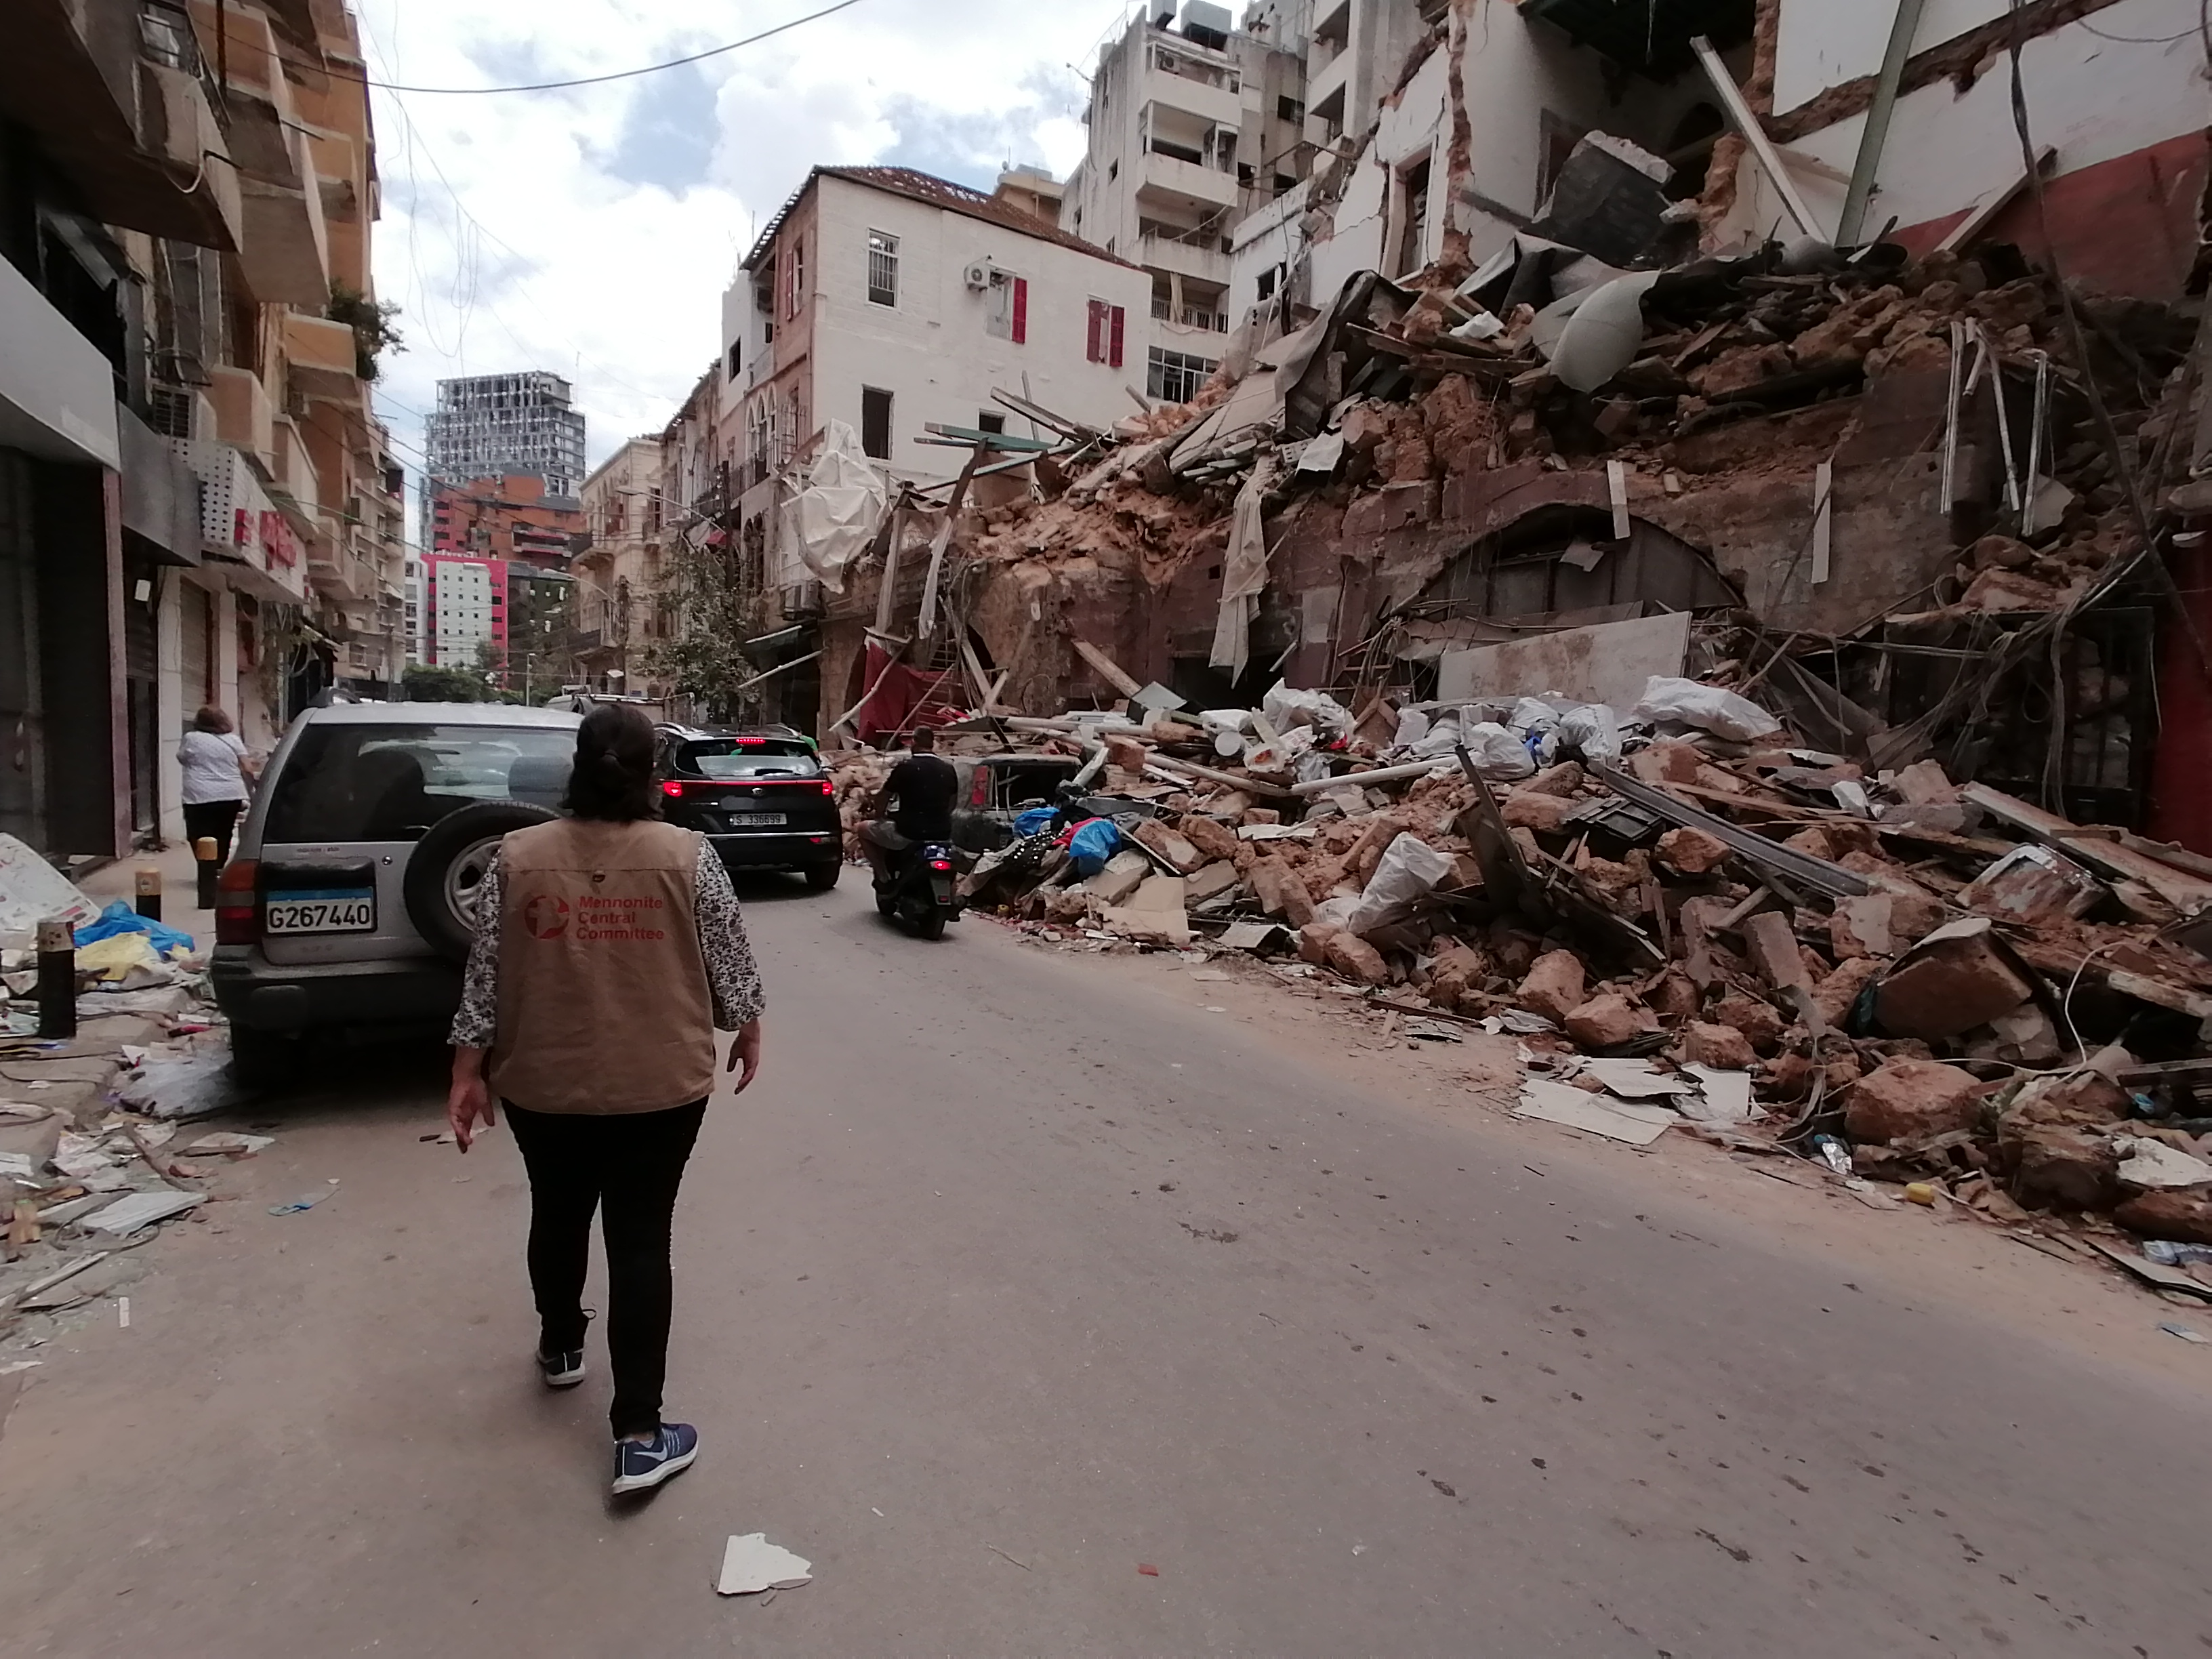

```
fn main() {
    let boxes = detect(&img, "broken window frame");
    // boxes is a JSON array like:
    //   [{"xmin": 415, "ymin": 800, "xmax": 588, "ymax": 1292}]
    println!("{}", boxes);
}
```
[
  {"xmin": 1147, "ymin": 346, "xmax": 1218, "ymax": 405},
  {"xmin": 859, "ymin": 386, "xmax": 893, "ymax": 462},
  {"xmin": 867, "ymin": 229, "xmax": 899, "ymax": 308},
  {"xmin": 986, "ymin": 270, "xmax": 1029, "ymax": 344}
]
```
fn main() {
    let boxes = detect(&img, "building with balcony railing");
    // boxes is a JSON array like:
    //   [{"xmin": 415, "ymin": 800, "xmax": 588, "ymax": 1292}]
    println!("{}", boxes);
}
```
[
  {"xmin": 0, "ymin": 0, "xmax": 389, "ymax": 857},
  {"xmin": 1059, "ymin": 1, "xmax": 1312, "ymax": 391}
]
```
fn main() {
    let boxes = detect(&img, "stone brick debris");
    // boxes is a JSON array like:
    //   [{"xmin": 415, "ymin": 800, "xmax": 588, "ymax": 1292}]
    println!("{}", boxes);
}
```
[
  {"xmin": 821, "ymin": 218, "xmax": 2212, "ymax": 1312},
  {"xmin": 828, "ymin": 670, "xmax": 2212, "ymax": 1315},
  {"xmin": 0, "ymin": 928, "xmax": 273, "ymax": 1373}
]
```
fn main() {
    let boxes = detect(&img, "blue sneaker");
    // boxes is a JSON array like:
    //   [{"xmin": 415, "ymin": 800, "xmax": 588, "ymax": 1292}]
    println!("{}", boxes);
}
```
[
  {"xmin": 612, "ymin": 1422, "xmax": 699, "ymax": 1495},
  {"xmin": 537, "ymin": 1349, "xmax": 586, "ymax": 1389}
]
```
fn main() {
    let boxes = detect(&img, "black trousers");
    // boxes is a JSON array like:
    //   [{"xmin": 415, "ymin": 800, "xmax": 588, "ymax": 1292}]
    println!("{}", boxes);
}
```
[
  {"xmin": 182, "ymin": 798, "xmax": 243, "ymax": 866},
  {"xmin": 504, "ymin": 1100, "xmax": 707, "ymax": 1439}
]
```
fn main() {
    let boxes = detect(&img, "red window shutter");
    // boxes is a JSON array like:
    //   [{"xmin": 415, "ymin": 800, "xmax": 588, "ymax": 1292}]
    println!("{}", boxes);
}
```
[
  {"xmin": 1109, "ymin": 305, "xmax": 1126, "ymax": 369},
  {"xmin": 1012, "ymin": 276, "xmax": 1028, "ymax": 345},
  {"xmin": 1085, "ymin": 299, "xmax": 1103, "ymax": 364}
]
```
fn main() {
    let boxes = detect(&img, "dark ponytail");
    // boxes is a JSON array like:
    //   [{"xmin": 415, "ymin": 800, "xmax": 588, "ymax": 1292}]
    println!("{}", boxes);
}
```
[{"xmin": 563, "ymin": 704, "xmax": 660, "ymax": 822}]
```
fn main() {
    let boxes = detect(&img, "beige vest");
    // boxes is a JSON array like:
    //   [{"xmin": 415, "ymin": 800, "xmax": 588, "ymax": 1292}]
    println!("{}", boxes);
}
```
[{"xmin": 487, "ymin": 818, "xmax": 716, "ymax": 1115}]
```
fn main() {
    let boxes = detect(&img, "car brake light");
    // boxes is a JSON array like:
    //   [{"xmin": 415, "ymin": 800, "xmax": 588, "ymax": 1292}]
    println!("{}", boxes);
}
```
[
  {"xmin": 969, "ymin": 764, "xmax": 990, "ymax": 808},
  {"xmin": 819, "ymin": 779, "xmax": 835, "ymax": 796},
  {"xmin": 216, "ymin": 859, "xmax": 260, "ymax": 945},
  {"xmin": 661, "ymin": 780, "xmax": 684, "ymax": 798},
  {"xmin": 735, "ymin": 737, "xmax": 766, "ymax": 746}
]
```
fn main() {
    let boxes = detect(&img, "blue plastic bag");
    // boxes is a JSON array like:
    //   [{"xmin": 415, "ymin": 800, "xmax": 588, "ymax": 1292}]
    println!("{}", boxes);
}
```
[
  {"xmin": 75, "ymin": 901, "xmax": 196, "ymax": 956},
  {"xmin": 1064, "ymin": 817, "xmax": 1121, "ymax": 877},
  {"xmin": 1013, "ymin": 806, "xmax": 1059, "ymax": 837}
]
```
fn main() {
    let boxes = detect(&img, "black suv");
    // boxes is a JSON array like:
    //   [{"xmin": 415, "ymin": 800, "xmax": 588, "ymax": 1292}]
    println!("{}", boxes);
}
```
[{"xmin": 653, "ymin": 725, "xmax": 843, "ymax": 889}]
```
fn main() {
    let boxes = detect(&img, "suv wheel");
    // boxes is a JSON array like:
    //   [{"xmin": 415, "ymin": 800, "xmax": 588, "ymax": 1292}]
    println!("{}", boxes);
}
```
[
  {"xmin": 405, "ymin": 801, "xmax": 558, "ymax": 960},
  {"xmin": 805, "ymin": 863, "xmax": 841, "ymax": 891}
]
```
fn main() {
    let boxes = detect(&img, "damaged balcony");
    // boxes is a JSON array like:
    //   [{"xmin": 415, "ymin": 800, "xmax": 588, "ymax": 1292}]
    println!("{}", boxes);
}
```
[
  {"xmin": 1516, "ymin": 0, "xmax": 1757, "ymax": 79},
  {"xmin": 198, "ymin": 0, "xmax": 333, "ymax": 304},
  {"xmin": 0, "ymin": 0, "xmax": 243, "ymax": 249},
  {"xmin": 283, "ymin": 310, "xmax": 363, "ymax": 406}
]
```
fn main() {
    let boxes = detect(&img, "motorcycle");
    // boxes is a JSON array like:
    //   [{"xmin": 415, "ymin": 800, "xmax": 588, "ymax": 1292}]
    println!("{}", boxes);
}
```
[{"xmin": 871, "ymin": 835, "xmax": 962, "ymax": 940}]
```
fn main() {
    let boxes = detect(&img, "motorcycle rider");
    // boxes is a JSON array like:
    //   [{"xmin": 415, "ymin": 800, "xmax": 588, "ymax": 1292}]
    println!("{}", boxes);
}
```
[{"xmin": 861, "ymin": 725, "xmax": 958, "ymax": 880}]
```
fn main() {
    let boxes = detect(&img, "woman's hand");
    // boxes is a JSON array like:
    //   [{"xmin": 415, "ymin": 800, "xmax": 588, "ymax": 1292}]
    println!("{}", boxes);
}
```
[
  {"xmin": 726, "ymin": 1021, "xmax": 763, "ymax": 1094},
  {"xmin": 448, "ymin": 1047, "xmax": 495, "ymax": 1151}
]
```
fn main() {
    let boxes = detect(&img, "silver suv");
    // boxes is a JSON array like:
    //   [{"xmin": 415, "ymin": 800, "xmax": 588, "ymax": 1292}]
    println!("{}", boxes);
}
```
[{"xmin": 210, "ymin": 703, "xmax": 582, "ymax": 1084}]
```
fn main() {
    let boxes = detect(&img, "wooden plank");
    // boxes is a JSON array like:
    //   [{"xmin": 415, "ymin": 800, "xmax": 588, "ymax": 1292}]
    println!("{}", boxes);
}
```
[
  {"xmin": 920, "ymin": 423, "xmax": 1059, "ymax": 452},
  {"xmin": 1068, "ymin": 636, "xmax": 1143, "ymax": 698}
]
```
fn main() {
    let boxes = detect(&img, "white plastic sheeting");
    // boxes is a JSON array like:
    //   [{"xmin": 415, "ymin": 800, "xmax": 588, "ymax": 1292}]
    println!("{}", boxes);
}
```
[
  {"xmin": 1631, "ymin": 676, "xmax": 1785, "ymax": 741},
  {"xmin": 776, "ymin": 421, "xmax": 887, "ymax": 594},
  {"xmin": 1210, "ymin": 458, "xmax": 1277, "ymax": 682},
  {"xmin": 1345, "ymin": 834, "xmax": 1457, "ymax": 937}
]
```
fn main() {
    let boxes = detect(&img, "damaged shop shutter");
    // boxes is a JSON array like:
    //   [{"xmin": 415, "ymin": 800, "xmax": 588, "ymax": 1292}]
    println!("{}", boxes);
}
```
[
  {"xmin": 1109, "ymin": 306, "xmax": 1126, "ymax": 369},
  {"xmin": 1012, "ymin": 277, "xmax": 1028, "ymax": 345},
  {"xmin": 1086, "ymin": 299, "xmax": 1105, "ymax": 364}
]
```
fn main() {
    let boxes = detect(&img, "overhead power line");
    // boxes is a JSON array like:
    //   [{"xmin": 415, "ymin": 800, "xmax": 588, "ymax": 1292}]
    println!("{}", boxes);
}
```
[{"xmin": 356, "ymin": 0, "xmax": 869, "ymax": 94}]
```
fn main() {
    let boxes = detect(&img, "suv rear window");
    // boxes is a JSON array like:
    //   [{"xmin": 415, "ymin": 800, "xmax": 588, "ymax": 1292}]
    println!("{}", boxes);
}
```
[
  {"xmin": 678, "ymin": 740, "xmax": 824, "ymax": 781},
  {"xmin": 263, "ymin": 723, "xmax": 575, "ymax": 844}
]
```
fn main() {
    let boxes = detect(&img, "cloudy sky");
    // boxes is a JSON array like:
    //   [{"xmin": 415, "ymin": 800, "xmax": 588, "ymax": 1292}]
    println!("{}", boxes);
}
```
[{"xmin": 356, "ymin": 0, "xmax": 1135, "ymax": 498}]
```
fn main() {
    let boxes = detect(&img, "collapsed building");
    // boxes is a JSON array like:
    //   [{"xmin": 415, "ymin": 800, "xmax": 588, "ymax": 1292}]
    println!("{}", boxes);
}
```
[{"xmin": 784, "ymin": 0, "xmax": 2212, "ymax": 1256}]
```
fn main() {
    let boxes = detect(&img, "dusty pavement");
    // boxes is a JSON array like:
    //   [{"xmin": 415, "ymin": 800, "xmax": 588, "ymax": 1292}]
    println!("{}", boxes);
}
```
[{"xmin": 5, "ymin": 880, "xmax": 2212, "ymax": 1658}]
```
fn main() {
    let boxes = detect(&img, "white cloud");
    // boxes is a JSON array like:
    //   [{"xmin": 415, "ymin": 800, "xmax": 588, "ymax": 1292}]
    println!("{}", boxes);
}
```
[{"xmin": 359, "ymin": 0, "xmax": 1130, "ymax": 502}]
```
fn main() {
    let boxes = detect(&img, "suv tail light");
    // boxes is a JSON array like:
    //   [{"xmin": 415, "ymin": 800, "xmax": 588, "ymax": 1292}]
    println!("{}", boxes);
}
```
[
  {"xmin": 661, "ymin": 780, "xmax": 686, "ymax": 799},
  {"xmin": 216, "ymin": 859, "xmax": 260, "ymax": 945},
  {"xmin": 819, "ymin": 779, "xmax": 835, "ymax": 797},
  {"xmin": 969, "ymin": 764, "xmax": 991, "ymax": 808}
]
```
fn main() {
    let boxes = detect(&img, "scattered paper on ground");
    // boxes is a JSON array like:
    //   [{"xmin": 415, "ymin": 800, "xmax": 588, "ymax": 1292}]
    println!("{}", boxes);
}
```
[
  {"xmin": 718, "ymin": 1533, "xmax": 813, "ymax": 1595},
  {"xmin": 1515, "ymin": 1079, "xmax": 1676, "ymax": 1147}
]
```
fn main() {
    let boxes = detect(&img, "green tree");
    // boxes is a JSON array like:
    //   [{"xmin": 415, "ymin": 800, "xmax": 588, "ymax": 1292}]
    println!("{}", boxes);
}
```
[
  {"xmin": 327, "ymin": 283, "xmax": 403, "ymax": 382},
  {"xmin": 642, "ymin": 538, "xmax": 752, "ymax": 721},
  {"xmin": 402, "ymin": 663, "xmax": 492, "ymax": 703}
]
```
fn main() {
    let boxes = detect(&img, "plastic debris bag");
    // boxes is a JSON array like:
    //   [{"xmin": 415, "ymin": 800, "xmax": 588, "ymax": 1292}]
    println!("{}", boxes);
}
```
[
  {"xmin": 1262, "ymin": 680, "xmax": 1354, "ymax": 738},
  {"xmin": 1557, "ymin": 702, "xmax": 1622, "ymax": 762},
  {"xmin": 1345, "ymin": 834, "xmax": 1457, "ymax": 937},
  {"xmin": 1463, "ymin": 721, "xmax": 1536, "ymax": 781},
  {"xmin": 1391, "ymin": 708, "xmax": 1433, "ymax": 752},
  {"xmin": 1063, "ymin": 817, "xmax": 1121, "ymax": 877},
  {"xmin": 1631, "ymin": 676, "xmax": 1784, "ymax": 742}
]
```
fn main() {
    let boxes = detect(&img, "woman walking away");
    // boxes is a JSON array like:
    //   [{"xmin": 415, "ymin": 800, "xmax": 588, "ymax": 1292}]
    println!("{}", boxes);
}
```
[
  {"xmin": 446, "ymin": 704, "xmax": 765, "ymax": 1496},
  {"xmin": 178, "ymin": 706, "xmax": 252, "ymax": 864}
]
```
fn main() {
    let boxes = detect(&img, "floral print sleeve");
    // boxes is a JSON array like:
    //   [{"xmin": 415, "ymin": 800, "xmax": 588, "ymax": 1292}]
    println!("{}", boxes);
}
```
[
  {"xmin": 447, "ymin": 848, "xmax": 504, "ymax": 1048},
  {"xmin": 694, "ymin": 842, "xmax": 765, "ymax": 1030}
]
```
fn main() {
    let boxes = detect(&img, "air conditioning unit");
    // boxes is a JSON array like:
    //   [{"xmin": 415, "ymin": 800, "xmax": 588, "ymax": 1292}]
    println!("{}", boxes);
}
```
[
  {"xmin": 963, "ymin": 262, "xmax": 992, "ymax": 291},
  {"xmin": 779, "ymin": 581, "xmax": 824, "ymax": 618}
]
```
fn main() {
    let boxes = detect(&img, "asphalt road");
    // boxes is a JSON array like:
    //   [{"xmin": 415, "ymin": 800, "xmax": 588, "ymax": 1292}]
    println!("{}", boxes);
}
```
[{"xmin": 5, "ymin": 878, "xmax": 2211, "ymax": 1656}]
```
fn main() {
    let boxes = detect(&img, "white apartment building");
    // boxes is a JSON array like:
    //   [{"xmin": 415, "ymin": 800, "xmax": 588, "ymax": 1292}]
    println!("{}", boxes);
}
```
[
  {"xmin": 725, "ymin": 165, "xmax": 1153, "ymax": 556},
  {"xmin": 430, "ymin": 557, "xmax": 497, "ymax": 669},
  {"xmin": 1061, "ymin": 2, "xmax": 1312, "ymax": 398},
  {"xmin": 403, "ymin": 554, "xmax": 424, "ymax": 663}
]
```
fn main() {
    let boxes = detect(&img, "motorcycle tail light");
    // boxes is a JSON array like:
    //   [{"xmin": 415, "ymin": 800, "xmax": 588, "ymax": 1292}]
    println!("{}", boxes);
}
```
[{"xmin": 929, "ymin": 859, "xmax": 953, "ymax": 872}]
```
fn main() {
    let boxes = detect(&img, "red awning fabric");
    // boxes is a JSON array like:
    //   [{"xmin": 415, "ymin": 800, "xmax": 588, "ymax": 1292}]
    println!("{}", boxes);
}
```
[{"xmin": 853, "ymin": 642, "xmax": 966, "ymax": 743}]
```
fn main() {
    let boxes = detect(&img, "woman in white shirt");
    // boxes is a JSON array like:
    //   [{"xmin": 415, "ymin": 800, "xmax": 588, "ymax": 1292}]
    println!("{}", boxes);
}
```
[{"xmin": 177, "ymin": 705, "xmax": 253, "ymax": 864}]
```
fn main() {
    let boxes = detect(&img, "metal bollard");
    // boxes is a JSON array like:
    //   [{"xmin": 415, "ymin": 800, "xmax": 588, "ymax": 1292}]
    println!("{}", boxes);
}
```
[
  {"xmin": 194, "ymin": 837, "xmax": 220, "ymax": 910},
  {"xmin": 134, "ymin": 864, "xmax": 162, "ymax": 924},
  {"xmin": 35, "ymin": 915, "xmax": 75, "ymax": 1040}
]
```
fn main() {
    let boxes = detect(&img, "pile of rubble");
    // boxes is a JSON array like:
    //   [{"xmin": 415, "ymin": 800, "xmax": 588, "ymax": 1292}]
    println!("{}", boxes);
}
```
[
  {"xmin": 851, "ymin": 663, "xmax": 2212, "ymax": 1276},
  {"xmin": 1, "ymin": 850, "xmax": 269, "ymax": 1359}
]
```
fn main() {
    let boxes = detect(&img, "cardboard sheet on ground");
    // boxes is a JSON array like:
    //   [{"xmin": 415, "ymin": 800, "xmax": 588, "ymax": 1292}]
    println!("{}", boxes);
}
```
[
  {"xmin": 1515, "ymin": 1079, "xmax": 1677, "ymax": 1146},
  {"xmin": 718, "ymin": 1534, "xmax": 813, "ymax": 1595}
]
